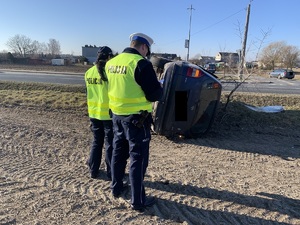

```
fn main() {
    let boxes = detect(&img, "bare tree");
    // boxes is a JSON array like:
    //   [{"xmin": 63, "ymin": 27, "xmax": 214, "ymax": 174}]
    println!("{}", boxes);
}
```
[
  {"xmin": 259, "ymin": 41, "xmax": 300, "ymax": 69},
  {"xmin": 37, "ymin": 42, "xmax": 48, "ymax": 56},
  {"xmin": 223, "ymin": 29, "xmax": 271, "ymax": 111},
  {"xmin": 30, "ymin": 40, "xmax": 40, "ymax": 55},
  {"xmin": 6, "ymin": 34, "xmax": 37, "ymax": 57},
  {"xmin": 259, "ymin": 41, "xmax": 286, "ymax": 69},
  {"xmin": 281, "ymin": 45, "xmax": 300, "ymax": 70},
  {"xmin": 48, "ymin": 38, "xmax": 61, "ymax": 56}
]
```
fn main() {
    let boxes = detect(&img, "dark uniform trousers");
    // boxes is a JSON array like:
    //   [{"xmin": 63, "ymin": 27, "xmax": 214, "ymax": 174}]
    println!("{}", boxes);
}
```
[
  {"xmin": 111, "ymin": 113, "xmax": 151, "ymax": 207},
  {"xmin": 88, "ymin": 118, "xmax": 113, "ymax": 178}
]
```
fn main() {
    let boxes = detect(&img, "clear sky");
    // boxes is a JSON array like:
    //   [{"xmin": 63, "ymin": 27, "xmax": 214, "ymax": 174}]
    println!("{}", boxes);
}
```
[{"xmin": 1, "ymin": 0, "xmax": 299, "ymax": 61}]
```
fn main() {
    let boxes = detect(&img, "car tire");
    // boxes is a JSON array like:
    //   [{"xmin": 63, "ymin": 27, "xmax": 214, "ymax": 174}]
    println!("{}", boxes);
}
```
[{"xmin": 150, "ymin": 56, "xmax": 172, "ymax": 70}]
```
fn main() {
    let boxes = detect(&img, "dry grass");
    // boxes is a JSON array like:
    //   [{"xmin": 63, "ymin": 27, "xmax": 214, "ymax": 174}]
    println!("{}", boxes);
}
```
[
  {"xmin": 215, "ymin": 92, "xmax": 300, "ymax": 133},
  {"xmin": 1, "ymin": 64, "xmax": 299, "ymax": 133},
  {"xmin": 0, "ymin": 81, "xmax": 299, "ymax": 135},
  {"xmin": 0, "ymin": 81, "xmax": 86, "ymax": 111}
]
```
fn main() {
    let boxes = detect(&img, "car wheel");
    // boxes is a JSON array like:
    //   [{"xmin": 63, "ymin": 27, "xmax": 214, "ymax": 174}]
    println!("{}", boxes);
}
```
[
  {"xmin": 150, "ymin": 56, "xmax": 172, "ymax": 69},
  {"xmin": 277, "ymin": 75, "xmax": 281, "ymax": 79}
]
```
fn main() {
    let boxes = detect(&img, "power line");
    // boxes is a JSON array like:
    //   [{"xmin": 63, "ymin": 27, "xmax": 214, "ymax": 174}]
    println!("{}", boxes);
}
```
[
  {"xmin": 191, "ymin": 8, "xmax": 245, "ymax": 37},
  {"xmin": 155, "ymin": 6, "xmax": 247, "ymax": 57},
  {"xmin": 159, "ymin": 7, "xmax": 245, "ymax": 48}
]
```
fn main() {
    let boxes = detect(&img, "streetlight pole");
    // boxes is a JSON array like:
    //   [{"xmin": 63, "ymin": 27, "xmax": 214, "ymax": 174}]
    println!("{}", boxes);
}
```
[{"xmin": 186, "ymin": 4, "xmax": 195, "ymax": 61}]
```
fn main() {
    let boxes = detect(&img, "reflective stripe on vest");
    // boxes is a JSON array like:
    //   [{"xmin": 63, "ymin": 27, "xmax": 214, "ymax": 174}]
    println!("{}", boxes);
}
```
[
  {"xmin": 106, "ymin": 53, "xmax": 152, "ymax": 115},
  {"xmin": 85, "ymin": 65, "xmax": 111, "ymax": 120}
]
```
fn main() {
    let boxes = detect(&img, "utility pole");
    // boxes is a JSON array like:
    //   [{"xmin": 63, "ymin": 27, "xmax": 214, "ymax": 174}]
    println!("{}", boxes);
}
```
[
  {"xmin": 186, "ymin": 4, "xmax": 195, "ymax": 61},
  {"xmin": 238, "ymin": 1, "xmax": 252, "ymax": 80}
]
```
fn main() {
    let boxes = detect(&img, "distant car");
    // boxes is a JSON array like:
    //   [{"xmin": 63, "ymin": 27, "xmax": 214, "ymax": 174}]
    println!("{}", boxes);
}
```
[
  {"xmin": 269, "ymin": 69, "xmax": 294, "ymax": 79},
  {"xmin": 203, "ymin": 63, "xmax": 216, "ymax": 74}
]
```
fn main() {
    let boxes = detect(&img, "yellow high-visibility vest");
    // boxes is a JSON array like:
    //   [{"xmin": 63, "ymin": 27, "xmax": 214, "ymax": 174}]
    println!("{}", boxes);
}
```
[
  {"xmin": 85, "ymin": 65, "xmax": 111, "ymax": 120},
  {"xmin": 106, "ymin": 53, "xmax": 152, "ymax": 115}
]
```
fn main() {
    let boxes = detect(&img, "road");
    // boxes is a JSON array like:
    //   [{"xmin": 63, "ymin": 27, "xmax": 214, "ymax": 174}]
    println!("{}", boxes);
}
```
[
  {"xmin": 0, "ymin": 70, "xmax": 85, "ymax": 85},
  {"xmin": 0, "ymin": 70, "xmax": 299, "ymax": 94},
  {"xmin": 218, "ymin": 72, "xmax": 300, "ymax": 95},
  {"xmin": 221, "ymin": 79, "xmax": 300, "ymax": 94}
]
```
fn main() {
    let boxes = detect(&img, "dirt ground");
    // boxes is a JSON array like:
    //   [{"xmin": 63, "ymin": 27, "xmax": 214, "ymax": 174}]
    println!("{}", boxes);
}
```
[
  {"xmin": 0, "ymin": 64, "xmax": 300, "ymax": 224},
  {"xmin": 0, "ymin": 103, "xmax": 299, "ymax": 225}
]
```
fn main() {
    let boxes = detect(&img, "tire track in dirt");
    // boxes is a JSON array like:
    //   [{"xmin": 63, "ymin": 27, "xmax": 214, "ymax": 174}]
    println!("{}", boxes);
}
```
[
  {"xmin": 148, "ymin": 135, "xmax": 300, "ymax": 224},
  {"xmin": 1, "ymin": 106, "xmax": 300, "ymax": 224},
  {"xmin": 0, "ymin": 110, "xmax": 176, "ymax": 224},
  {"xmin": 1, "ymin": 142, "xmax": 108, "ymax": 198}
]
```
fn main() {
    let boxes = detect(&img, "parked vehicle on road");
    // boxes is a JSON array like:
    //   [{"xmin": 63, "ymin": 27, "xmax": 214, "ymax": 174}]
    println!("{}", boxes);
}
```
[
  {"xmin": 203, "ymin": 63, "xmax": 216, "ymax": 74},
  {"xmin": 269, "ymin": 69, "xmax": 294, "ymax": 79}
]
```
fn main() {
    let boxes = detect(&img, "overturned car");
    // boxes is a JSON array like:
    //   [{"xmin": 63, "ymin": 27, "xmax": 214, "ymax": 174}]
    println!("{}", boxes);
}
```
[{"xmin": 150, "ymin": 56, "xmax": 222, "ymax": 138}]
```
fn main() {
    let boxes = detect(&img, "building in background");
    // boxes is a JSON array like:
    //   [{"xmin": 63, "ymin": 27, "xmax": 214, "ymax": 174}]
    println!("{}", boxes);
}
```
[
  {"xmin": 82, "ymin": 45, "xmax": 99, "ymax": 64},
  {"xmin": 215, "ymin": 52, "xmax": 239, "ymax": 67}
]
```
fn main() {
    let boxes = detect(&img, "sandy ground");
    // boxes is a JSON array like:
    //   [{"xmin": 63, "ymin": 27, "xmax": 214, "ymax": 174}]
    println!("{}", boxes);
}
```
[
  {"xmin": 1, "ymin": 64, "xmax": 300, "ymax": 224},
  {"xmin": 0, "ymin": 103, "xmax": 300, "ymax": 225}
]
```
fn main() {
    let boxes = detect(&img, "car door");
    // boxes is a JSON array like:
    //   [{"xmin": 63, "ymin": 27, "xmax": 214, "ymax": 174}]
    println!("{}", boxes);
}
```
[{"xmin": 270, "ymin": 69, "xmax": 280, "ymax": 78}]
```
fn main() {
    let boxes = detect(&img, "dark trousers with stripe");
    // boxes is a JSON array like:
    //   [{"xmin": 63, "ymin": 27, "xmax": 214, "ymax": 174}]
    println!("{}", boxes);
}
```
[{"xmin": 111, "ymin": 114, "xmax": 151, "ymax": 207}]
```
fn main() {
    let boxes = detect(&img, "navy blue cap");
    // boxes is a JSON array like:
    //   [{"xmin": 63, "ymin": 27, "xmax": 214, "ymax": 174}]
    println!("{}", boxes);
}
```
[{"xmin": 97, "ymin": 46, "xmax": 113, "ymax": 56}]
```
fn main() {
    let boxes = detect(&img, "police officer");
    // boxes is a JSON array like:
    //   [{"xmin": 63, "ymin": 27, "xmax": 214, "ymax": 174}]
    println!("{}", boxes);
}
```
[
  {"xmin": 105, "ymin": 33, "xmax": 163, "ymax": 211},
  {"xmin": 85, "ymin": 46, "xmax": 114, "ymax": 179}
]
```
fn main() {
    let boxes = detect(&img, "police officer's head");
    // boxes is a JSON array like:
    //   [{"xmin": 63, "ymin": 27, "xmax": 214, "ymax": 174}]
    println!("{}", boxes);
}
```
[
  {"xmin": 96, "ymin": 46, "xmax": 113, "ymax": 62},
  {"xmin": 129, "ymin": 33, "xmax": 153, "ymax": 58},
  {"xmin": 95, "ymin": 46, "xmax": 113, "ymax": 82}
]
